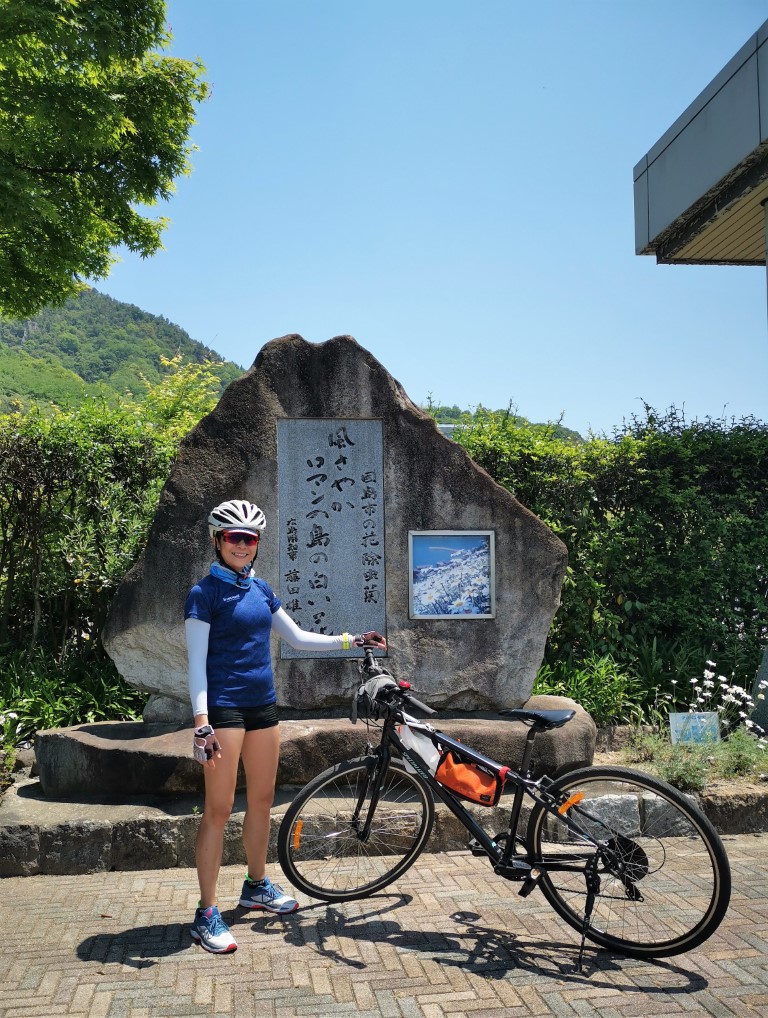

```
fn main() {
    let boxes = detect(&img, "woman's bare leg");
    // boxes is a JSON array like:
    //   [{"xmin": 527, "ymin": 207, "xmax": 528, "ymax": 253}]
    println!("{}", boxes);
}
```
[
  {"xmin": 240, "ymin": 725, "xmax": 280, "ymax": 879},
  {"xmin": 196, "ymin": 727, "xmax": 244, "ymax": 908}
]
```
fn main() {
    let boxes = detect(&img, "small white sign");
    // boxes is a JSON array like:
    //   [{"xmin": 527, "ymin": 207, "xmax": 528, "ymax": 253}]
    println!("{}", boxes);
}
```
[{"xmin": 669, "ymin": 712, "xmax": 720, "ymax": 745}]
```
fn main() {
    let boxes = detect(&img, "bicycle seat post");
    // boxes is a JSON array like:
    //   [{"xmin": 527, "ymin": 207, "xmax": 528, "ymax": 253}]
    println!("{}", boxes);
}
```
[
  {"xmin": 518, "ymin": 723, "xmax": 539, "ymax": 779},
  {"xmin": 502, "ymin": 724, "xmax": 540, "ymax": 865}
]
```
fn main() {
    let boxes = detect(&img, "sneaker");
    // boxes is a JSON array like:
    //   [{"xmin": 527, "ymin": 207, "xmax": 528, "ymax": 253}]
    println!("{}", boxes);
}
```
[
  {"xmin": 239, "ymin": 875, "xmax": 299, "ymax": 914},
  {"xmin": 190, "ymin": 905, "xmax": 238, "ymax": 954}
]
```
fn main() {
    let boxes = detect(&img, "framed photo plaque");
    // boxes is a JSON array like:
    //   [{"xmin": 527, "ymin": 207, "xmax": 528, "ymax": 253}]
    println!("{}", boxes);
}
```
[{"xmin": 408, "ymin": 531, "xmax": 495, "ymax": 620}]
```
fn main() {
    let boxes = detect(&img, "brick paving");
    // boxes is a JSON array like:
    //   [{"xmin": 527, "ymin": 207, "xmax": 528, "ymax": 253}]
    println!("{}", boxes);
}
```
[{"xmin": 0, "ymin": 833, "xmax": 766, "ymax": 1018}]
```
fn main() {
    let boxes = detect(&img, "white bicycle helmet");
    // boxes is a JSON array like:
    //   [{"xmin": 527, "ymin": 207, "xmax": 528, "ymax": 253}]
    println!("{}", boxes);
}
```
[{"xmin": 207, "ymin": 499, "xmax": 266, "ymax": 538}]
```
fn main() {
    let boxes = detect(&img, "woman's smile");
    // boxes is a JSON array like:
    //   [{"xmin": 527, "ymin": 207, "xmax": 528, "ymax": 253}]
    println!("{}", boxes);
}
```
[{"xmin": 218, "ymin": 538, "xmax": 254, "ymax": 572}]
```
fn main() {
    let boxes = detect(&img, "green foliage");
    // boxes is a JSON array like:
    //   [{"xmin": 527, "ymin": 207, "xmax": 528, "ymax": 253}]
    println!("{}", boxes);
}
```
[
  {"xmin": 624, "ymin": 728, "xmax": 767, "ymax": 793},
  {"xmin": 0, "ymin": 287, "xmax": 243, "ymax": 407},
  {"xmin": 0, "ymin": 341, "xmax": 105, "ymax": 405},
  {"xmin": 625, "ymin": 734, "xmax": 711, "ymax": 793},
  {"xmin": 136, "ymin": 353, "xmax": 223, "ymax": 443},
  {"xmin": 0, "ymin": 351, "xmax": 224, "ymax": 745},
  {"xmin": 713, "ymin": 727, "xmax": 766, "ymax": 779},
  {"xmin": 0, "ymin": 649, "xmax": 146, "ymax": 744},
  {"xmin": 0, "ymin": 0, "xmax": 209, "ymax": 317},
  {"xmin": 0, "ymin": 356, "xmax": 222, "ymax": 656},
  {"xmin": 423, "ymin": 397, "xmax": 584, "ymax": 444},
  {"xmin": 456, "ymin": 404, "xmax": 768, "ymax": 688},
  {"xmin": 533, "ymin": 654, "xmax": 643, "ymax": 727}
]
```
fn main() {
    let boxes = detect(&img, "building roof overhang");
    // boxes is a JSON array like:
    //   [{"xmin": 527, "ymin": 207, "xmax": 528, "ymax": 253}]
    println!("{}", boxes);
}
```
[{"xmin": 635, "ymin": 18, "xmax": 768, "ymax": 265}]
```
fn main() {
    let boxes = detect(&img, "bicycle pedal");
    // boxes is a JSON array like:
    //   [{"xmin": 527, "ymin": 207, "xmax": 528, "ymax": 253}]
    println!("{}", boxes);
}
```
[
  {"xmin": 517, "ymin": 867, "xmax": 542, "ymax": 897},
  {"xmin": 493, "ymin": 859, "xmax": 533, "ymax": 881}
]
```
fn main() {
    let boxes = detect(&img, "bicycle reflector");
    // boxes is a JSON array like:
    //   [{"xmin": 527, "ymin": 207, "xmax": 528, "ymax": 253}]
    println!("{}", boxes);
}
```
[
  {"xmin": 558, "ymin": 791, "xmax": 585, "ymax": 815},
  {"xmin": 292, "ymin": 819, "xmax": 304, "ymax": 851}
]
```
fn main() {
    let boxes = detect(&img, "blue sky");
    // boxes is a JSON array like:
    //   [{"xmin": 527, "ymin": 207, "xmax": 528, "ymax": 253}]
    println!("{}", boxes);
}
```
[{"xmin": 99, "ymin": 0, "xmax": 768, "ymax": 437}]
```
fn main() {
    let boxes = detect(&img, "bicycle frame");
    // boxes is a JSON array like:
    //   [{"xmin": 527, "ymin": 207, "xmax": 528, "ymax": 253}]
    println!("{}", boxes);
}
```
[{"xmin": 364, "ymin": 707, "xmax": 606, "ymax": 886}]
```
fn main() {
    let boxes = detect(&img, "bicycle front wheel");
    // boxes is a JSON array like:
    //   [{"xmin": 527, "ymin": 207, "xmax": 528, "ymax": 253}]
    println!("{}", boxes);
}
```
[
  {"xmin": 278, "ymin": 756, "xmax": 435, "ymax": 901},
  {"xmin": 526, "ymin": 766, "xmax": 731, "ymax": 958}
]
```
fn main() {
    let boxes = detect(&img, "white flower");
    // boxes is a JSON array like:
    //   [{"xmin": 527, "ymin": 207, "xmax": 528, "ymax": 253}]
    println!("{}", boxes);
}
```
[
  {"xmin": 703, "ymin": 669, "xmax": 715, "ymax": 680},
  {"xmin": 690, "ymin": 678, "xmax": 699, "ymax": 685},
  {"xmin": 706, "ymin": 660, "xmax": 716, "ymax": 668},
  {"xmin": 759, "ymin": 694, "xmax": 765, "ymax": 701},
  {"xmin": 745, "ymin": 719, "xmax": 755, "ymax": 729}
]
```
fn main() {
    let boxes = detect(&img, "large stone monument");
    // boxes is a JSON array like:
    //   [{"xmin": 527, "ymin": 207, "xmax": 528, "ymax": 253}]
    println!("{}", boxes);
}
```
[{"xmin": 103, "ymin": 335, "xmax": 567, "ymax": 719}]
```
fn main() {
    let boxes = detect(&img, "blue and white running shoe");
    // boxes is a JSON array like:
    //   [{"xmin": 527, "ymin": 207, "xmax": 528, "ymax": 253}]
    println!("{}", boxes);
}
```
[
  {"xmin": 239, "ymin": 875, "xmax": 299, "ymax": 913},
  {"xmin": 190, "ymin": 905, "xmax": 238, "ymax": 953}
]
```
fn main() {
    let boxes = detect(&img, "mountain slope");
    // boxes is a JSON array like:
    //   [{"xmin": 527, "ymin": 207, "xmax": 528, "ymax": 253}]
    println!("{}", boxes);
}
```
[{"xmin": 0, "ymin": 288, "xmax": 243, "ymax": 407}]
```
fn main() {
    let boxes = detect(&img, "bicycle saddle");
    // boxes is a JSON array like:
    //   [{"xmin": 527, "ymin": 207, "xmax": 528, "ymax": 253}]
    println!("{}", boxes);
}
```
[{"xmin": 498, "ymin": 708, "xmax": 575, "ymax": 730}]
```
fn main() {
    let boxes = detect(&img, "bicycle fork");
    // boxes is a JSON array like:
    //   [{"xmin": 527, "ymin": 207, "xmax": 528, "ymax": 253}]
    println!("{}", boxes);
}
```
[{"xmin": 351, "ymin": 749, "xmax": 389, "ymax": 843}]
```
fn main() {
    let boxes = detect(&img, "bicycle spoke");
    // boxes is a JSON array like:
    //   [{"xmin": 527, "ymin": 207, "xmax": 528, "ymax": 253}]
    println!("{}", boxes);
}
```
[
  {"xmin": 278, "ymin": 757, "xmax": 434, "ymax": 900},
  {"xmin": 527, "ymin": 766, "xmax": 730, "ymax": 957}
]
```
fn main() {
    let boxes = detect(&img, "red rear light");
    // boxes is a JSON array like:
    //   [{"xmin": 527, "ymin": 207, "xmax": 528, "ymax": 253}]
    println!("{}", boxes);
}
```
[{"xmin": 399, "ymin": 681, "xmax": 411, "ymax": 689}]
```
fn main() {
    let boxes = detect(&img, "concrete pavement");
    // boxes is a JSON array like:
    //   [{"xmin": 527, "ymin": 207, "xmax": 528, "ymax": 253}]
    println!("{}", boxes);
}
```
[{"xmin": 0, "ymin": 833, "xmax": 766, "ymax": 1018}]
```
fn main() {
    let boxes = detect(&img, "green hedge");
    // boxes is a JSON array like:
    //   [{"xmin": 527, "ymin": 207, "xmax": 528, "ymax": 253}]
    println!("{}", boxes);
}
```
[{"xmin": 457, "ymin": 405, "xmax": 768, "ymax": 689}]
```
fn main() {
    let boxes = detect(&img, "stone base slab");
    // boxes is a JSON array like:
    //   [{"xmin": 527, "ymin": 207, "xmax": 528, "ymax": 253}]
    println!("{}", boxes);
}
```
[
  {"xmin": 34, "ymin": 696, "xmax": 596, "ymax": 799},
  {"xmin": 2, "ymin": 773, "xmax": 766, "ymax": 878}
]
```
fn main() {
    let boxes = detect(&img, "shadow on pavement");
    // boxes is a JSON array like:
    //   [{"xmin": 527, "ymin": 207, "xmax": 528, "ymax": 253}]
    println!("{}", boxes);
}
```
[
  {"xmin": 253, "ymin": 896, "xmax": 709, "ymax": 991},
  {"xmin": 77, "ymin": 924, "xmax": 191, "ymax": 969}
]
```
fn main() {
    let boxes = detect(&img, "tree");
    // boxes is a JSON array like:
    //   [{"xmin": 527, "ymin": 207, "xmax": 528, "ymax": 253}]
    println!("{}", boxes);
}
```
[{"xmin": 0, "ymin": 0, "xmax": 208, "ymax": 318}]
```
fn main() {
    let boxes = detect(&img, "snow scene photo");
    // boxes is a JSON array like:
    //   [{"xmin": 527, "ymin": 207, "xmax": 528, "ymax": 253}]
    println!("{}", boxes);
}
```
[{"xmin": 410, "ymin": 533, "xmax": 494, "ymax": 618}]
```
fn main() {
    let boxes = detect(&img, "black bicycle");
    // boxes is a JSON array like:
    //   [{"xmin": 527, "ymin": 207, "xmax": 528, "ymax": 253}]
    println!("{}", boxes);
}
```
[{"xmin": 277, "ymin": 650, "xmax": 731, "ymax": 965}]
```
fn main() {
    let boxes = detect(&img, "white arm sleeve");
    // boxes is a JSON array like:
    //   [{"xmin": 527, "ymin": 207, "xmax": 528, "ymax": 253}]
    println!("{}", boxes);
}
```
[
  {"xmin": 185, "ymin": 617, "xmax": 211, "ymax": 718},
  {"xmin": 272, "ymin": 607, "xmax": 352, "ymax": 651}
]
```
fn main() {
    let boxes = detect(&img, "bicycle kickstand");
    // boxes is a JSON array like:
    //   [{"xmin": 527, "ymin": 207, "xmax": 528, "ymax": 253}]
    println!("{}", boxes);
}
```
[{"xmin": 576, "ymin": 855, "xmax": 600, "ymax": 973}]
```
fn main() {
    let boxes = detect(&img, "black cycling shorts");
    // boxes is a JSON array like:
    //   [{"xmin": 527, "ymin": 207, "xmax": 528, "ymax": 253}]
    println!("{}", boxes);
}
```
[{"xmin": 207, "ymin": 703, "xmax": 279, "ymax": 731}]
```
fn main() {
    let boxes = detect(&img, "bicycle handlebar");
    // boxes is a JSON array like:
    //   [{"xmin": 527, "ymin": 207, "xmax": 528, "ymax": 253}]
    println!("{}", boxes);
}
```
[{"xmin": 354, "ymin": 648, "xmax": 436, "ymax": 719}]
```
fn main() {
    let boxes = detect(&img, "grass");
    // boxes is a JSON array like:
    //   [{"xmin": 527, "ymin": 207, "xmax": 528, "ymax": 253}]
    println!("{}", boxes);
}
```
[{"xmin": 623, "ymin": 727, "xmax": 768, "ymax": 793}]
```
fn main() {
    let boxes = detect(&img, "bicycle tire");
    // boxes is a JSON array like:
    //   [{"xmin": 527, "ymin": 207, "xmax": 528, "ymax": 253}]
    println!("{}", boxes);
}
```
[
  {"xmin": 526, "ymin": 765, "xmax": 731, "ymax": 958},
  {"xmin": 278, "ymin": 755, "xmax": 435, "ymax": 901}
]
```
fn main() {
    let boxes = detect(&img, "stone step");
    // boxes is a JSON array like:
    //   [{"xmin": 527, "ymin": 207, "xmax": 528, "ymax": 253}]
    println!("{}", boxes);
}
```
[{"xmin": 2, "ymin": 772, "xmax": 767, "ymax": 878}]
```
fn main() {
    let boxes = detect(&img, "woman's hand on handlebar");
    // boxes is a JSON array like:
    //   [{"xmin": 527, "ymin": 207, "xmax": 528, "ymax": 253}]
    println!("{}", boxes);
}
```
[{"xmin": 354, "ymin": 631, "xmax": 386, "ymax": 650}]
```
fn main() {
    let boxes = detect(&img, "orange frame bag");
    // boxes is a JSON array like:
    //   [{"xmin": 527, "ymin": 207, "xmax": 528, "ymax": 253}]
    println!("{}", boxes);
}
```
[{"xmin": 434, "ymin": 751, "xmax": 510, "ymax": 807}]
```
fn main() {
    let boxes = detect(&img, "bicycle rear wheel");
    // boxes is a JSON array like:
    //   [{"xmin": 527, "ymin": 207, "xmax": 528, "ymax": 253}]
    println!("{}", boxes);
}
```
[
  {"xmin": 278, "ymin": 755, "xmax": 435, "ymax": 901},
  {"xmin": 526, "ymin": 765, "xmax": 731, "ymax": 958}
]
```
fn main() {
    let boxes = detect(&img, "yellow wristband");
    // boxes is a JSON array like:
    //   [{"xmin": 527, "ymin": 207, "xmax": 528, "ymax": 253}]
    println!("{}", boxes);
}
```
[{"xmin": 342, "ymin": 632, "xmax": 352, "ymax": 650}]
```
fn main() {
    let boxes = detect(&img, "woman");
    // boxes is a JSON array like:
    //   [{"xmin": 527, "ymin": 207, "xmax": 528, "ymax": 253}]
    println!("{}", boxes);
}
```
[{"xmin": 185, "ymin": 498, "xmax": 386, "ymax": 954}]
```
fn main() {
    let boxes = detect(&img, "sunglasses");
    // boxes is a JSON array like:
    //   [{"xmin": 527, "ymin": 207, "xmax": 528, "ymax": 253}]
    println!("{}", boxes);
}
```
[{"xmin": 220, "ymin": 531, "xmax": 260, "ymax": 547}]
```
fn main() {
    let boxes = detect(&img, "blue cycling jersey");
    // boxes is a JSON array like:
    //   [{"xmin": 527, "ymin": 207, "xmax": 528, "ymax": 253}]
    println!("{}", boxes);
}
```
[{"xmin": 184, "ymin": 573, "xmax": 282, "ymax": 708}]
